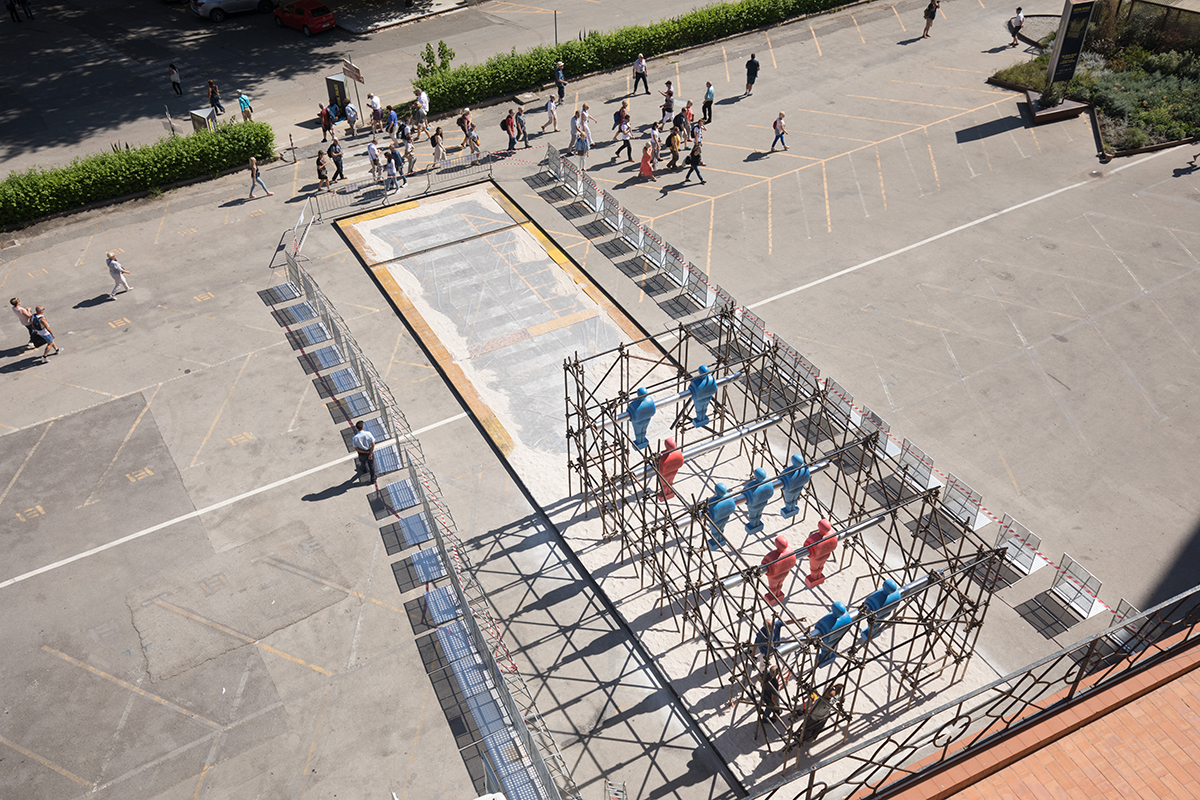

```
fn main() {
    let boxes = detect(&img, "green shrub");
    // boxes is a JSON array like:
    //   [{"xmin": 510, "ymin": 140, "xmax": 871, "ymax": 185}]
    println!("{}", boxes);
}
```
[
  {"xmin": 1119, "ymin": 127, "xmax": 1150, "ymax": 149},
  {"xmin": 415, "ymin": 0, "xmax": 846, "ymax": 114},
  {"xmin": 0, "ymin": 122, "xmax": 274, "ymax": 228},
  {"xmin": 992, "ymin": 55, "xmax": 1050, "ymax": 91}
]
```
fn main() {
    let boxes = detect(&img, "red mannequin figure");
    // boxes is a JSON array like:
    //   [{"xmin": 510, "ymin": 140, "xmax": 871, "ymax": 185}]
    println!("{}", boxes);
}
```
[
  {"xmin": 762, "ymin": 535, "xmax": 797, "ymax": 605},
  {"xmin": 657, "ymin": 438, "xmax": 685, "ymax": 500},
  {"xmin": 803, "ymin": 519, "xmax": 838, "ymax": 587}
]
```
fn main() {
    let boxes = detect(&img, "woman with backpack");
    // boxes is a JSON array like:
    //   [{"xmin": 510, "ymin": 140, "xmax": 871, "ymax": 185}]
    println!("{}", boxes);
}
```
[
  {"xmin": 683, "ymin": 141, "xmax": 705, "ymax": 184},
  {"xmin": 770, "ymin": 112, "xmax": 788, "ymax": 152},
  {"xmin": 30, "ymin": 305, "xmax": 59, "ymax": 360}
]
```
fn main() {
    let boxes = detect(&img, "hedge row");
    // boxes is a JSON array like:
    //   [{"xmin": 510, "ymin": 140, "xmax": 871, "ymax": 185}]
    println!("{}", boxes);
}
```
[
  {"xmin": 415, "ymin": 0, "xmax": 849, "ymax": 114},
  {"xmin": 0, "ymin": 122, "xmax": 275, "ymax": 228}
]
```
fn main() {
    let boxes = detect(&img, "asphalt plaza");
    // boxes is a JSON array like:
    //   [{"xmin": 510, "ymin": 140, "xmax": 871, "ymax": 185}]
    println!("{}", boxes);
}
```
[{"xmin": 3, "ymin": 1, "xmax": 1200, "ymax": 799}]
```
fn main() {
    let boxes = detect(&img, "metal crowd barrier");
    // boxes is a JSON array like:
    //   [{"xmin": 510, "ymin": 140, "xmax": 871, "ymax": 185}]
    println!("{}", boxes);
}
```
[
  {"xmin": 263, "ymin": 239, "xmax": 578, "ymax": 800},
  {"xmin": 311, "ymin": 152, "xmax": 494, "ymax": 221}
]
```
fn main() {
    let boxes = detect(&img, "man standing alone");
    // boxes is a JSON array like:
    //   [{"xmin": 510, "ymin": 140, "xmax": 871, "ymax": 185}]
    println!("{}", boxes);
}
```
[
  {"xmin": 107, "ymin": 252, "xmax": 131, "ymax": 298},
  {"xmin": 352, "ymin": 420, "xmax": 376, "ymax": 483},
  {"xmin": 632, "ymin": 54, "xmax": 649, "ymax": 95},
  {"xmin": 702, "ymin": 81, "xmax": 715, "ymax": 124},
  {"xmin": 745, "ymin": 54, "xmax": 760, "ymax": 96}
]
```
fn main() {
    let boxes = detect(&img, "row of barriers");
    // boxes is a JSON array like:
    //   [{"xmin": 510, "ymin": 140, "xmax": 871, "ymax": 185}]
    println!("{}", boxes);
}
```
[
  {"xmin": 262, "ymin": 207, "xmax": 578, "ymax": 800},
  {"xmin": 311, "ymin": 152, "xmax": 494, "ymax": 221},
  {"xmin": 541, "ymin": 142, "xmax": 1126, "ymax": 638}
]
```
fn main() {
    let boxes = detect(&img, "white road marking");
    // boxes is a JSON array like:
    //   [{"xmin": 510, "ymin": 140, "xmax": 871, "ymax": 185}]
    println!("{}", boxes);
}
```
[
  {"xmin": 0, "ymin": 412, "xmax": 470, "ymax": 591},
  {"xmin": 747, "ymin": 150, "xmax": 1171, "ymax": 310}
]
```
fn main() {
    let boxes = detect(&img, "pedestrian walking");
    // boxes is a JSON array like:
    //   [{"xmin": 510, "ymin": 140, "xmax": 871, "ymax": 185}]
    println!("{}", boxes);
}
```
[
  {"xmin": 745, "ymin": 54, "xmax": 760, "ymax": 96},
  {"xmin": 770, "ymin": 112, "xmax": 788, "ymax": 152},
  {"xmin": 237, "ymin": 90, "xmax": 253, "ymax": 122},
  {"xmin": 352, "ymin": 420, "xmax": 376, "ymax": 483},
  {"xmin": 344, "ymin": 100, "xmax": 358, "ymax": 137},
  {"xmin": 650, "ymin": 122, "xmax": 662, "ymax": 162},
  {"xmin": 385, "ymin": 105, "xmax": 399, "ymax": 141},
  {"xmin": 248, "ymin": 157, "xmax": 273, "ymax": 198},
  {"xmin": 208, "ymin": 80, "xmax": 225, "ymax": 115},
  {"xmin": 327, "ymin": 138, "xmax": 345, "ymax": 183},
  {"xmin": 515, "ymin": 106, "xmax": 530, "ymax": 148},
  {"xmin": 10, "ymin": 297, "xmax": 36, "ymax": 348},
  {"xmin": 683, "ymin": 100, "xmax": 696, "ymax": 136},
  {"xmin": 5, "ymin": 0, "xmax": 20, "ymax": 23},
  {"xmin": 29, "ymin": 306, "xmax": 58, "ymax": 360},
  {"xmin": 413, "ymin": 88, "xmax": 430, "ymax": 140},
  {"xmin": 614, "ymin": 118, "xmax": 633, "ymax": 162},
  {"xmin": 29, "ymin": 305, "xmax": 58, "ymax": 359},
  {"xmin": 107, "ymin": 252, "xmax": 131, "ymax": 297},
  {"xmin": 702, "ymin": 81, "xmax": 715, "ymax": 123},
  {"xmin": 316, "ymin": 150, "xmax": 330, "ymax": 192},
  {"xmin": 1009, "ymin": 7, "xmax": 1024, "ymax": 46},
  {"xmin": 666, "ymin": 126, "xmax": 681, "ymax": 170},
  {"xmin": 367, "ymin": 137, "xmax": 382, "ymax": 181},
  {"xmin": 389, "ymin": 143, "xmax": 408, "ymax": 187},
  {"xmin": 684, "ymin": 142, "xmax": 705, "ymax": 183},
  {"xmin": 383, "ymin": 150, "xmax": 400, "ymax": 193},
  {"xmin": 922, "ymin": 0, "xmax": 939, "ymax": 37},
  {"xmin": 632, "ymin": 54, "xmax": 649, "ymax": 95},
  {"xmin": 168, "ymin": 64, "xmax": 183, "ymax": 96},
  {"xmin": 674, "ymin": 109, "xmax": 690, "ymax": 146},
  {"xmin": 660, "ymin": 81, "xmax": 676, "ymax": 118},
  {"xmin": 402, "ymin": 136, "xmax": 416, "ymax": 176},
  {"xmin": 553, "ymin": 61, "xmax": 567, "ymax": 102},
  {"xmin": 431, "ymin": 127, "xmax": 447, "ymax": 167},
  {"xmin": 457, "ymin": 108, "xmax": 472, "ymax": 148},
  {"xmin": 639, "ymin": 143, "xmax": 657, "ymax": 182},
  {"xmin": 367, "ymin": 93, "xmax": 383, "ymax": 134},
  {"xmin": 541, "ymin": 95, "xmax": 558, "ymax": 132},
  {"xmin": 503, "ymin": 108, "xmax": 517, "ymax": 151},
  {"xmin": 466, "ymin": 123, "xmax": 482, "ymax": 164},
  {"xmin": 581, "ymin": 103, "xmax": 597, "ymax": 146},
  {"xmin": 17, "ymin": 0, "xmax": 30, "ymax": 18},
  {"xmin": 319, "ymin": 102, "xmax": 332, "ymax": 142},
  {"xmin": 692, "ymin": 119, "xmax": 706, "ymax": 145},
  {"xmin": 612, "ymin": 99, "xmax": 629, "ymax": 139},
  {"xmin": 568, "ymin": 110, "xmax": 580, "ymax": 153}
]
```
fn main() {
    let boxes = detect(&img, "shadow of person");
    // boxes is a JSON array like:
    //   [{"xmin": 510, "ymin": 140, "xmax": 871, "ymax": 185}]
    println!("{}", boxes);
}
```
[
  {"xmin": 0, "ymin": 354, "xmax": 48, "ymax": 373},
  {"xmin": 982, "ymin": 45, "xmax": 1014, "ymax": 53},
  {"xmin": 898, "ymin": 36, "xmax": 925, "ymax": 45},
  {"xmin": 744, "ymin": 151, "xmax": 769, "ymax": 162},
  {"xmin": 0, "ymin": 344, "xmax": 34, "ymax": 359},
  {"xmin": 73, "ymin": 295, "xmax": 113, "ymax": 309},
  {"xmin": 219, "ymin": 198, "xmax": 250, "ymax": 208},
  {"xmin": 1172, "ymin": 163, "xmax": 1199, "ymax": 177},
  {"xmin": 301, "ymin": 473, "xmax": 360, "ymax": 502}
]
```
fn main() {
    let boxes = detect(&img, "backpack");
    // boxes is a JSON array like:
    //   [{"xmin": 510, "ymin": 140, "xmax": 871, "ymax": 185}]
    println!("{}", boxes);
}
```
[{"xmin": 500, "ymin": 118, "xmax": 509, "ymax": 132}]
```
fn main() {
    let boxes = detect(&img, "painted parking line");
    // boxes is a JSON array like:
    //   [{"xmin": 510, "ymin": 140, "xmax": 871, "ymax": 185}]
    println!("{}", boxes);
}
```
[
  {"xmin": 0, "ymin": 411, "xmax": 470, "ymax": 592},
  {"xmin": 747, "ymin": 150, "xmax": 1171, "ymax": 309}
]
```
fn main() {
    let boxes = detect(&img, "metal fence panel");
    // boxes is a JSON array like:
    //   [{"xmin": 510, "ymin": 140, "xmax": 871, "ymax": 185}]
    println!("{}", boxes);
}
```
[{"xmin": 619, "ymin": 208, "xmax": 644, "ymax": 250}]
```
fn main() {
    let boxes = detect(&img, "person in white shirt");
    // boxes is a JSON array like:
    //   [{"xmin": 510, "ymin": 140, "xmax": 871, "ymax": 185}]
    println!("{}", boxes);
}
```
[
  {"xmin": 352, "ymin": 421, "xmax": 376, "ymax": 483},
  {"xmin": 367, "ymin": 138, "xmax": 381, "ymax": 181},
  {"xmin": 107, "ymin": 252, "xmax": 131, "ymax": 297},
  {"xmin": 1009, "ymin": 7, "xmax": 1024, "ymax": 46},
  {"xmin": 632, "ymin": 54, "xmax": 648, "ymax": 95},
  {"xmin": 413, "ymin": 89, "xmax": 430, "ymax": 140},
  {"xmin": 541, "ymin": 95, "xmax": 558, "ymax": 133}
]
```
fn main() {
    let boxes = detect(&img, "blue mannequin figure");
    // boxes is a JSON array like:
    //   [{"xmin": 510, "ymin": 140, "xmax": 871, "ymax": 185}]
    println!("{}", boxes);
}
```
[
  {"xmin": 755, "ymin": 615, "xmax": 784, "ymax": 659},
  {"xmin": 707, "ymin": 483, "xmax": 736, "ymax": 550},
  {"xmin": 743, "ymin": 467, "xmax": 774, "ymax": 534},
  {"xmin": 688, "ymin": 365, "xmax": 718, "ymax": 427},
  {"xmin": 779, "ymin": 454, "xmax": 812, "ymax": 518},
  {"xmin": 627, "ymin": 387, "xmax": 656, "ymax": 450},
  {"xmin": 812, "ymin": 601, "xmax": 853, "ymax": 668},
  {"xmin": 860, "ymin": 579, "xmax": 902, "ymax": 643}
]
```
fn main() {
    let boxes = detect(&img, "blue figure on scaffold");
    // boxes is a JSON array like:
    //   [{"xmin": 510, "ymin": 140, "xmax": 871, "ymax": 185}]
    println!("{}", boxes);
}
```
[
  {"xmin": 688, "ymin": 365, "xmax": 718, "ymax": 427},
  {"xmin": 743, "ymin": 467, "xmax": 773, "ymax": 534},
  {"xmin": 627, "ymin": 387, "xmax": 656, "ymax": 450},
  {"xmin": 779, "ymin": 454, "xmax": 811, "ymax": 518},
  {"xmin": 708, "ymin": 483, "xmax": 736, "ymax": 550}
]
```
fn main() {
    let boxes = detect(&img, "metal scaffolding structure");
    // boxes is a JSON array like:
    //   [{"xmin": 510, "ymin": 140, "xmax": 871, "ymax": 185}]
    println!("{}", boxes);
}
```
[{"xmin": 564, "ymin": 305, "xmax": 1003, "ymax": 769}]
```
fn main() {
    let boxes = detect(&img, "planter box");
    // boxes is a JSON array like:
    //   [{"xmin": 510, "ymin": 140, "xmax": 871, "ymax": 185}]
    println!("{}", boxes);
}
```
[{"xmin": 1024, "ymin": 91, "xmax": 1088, "ymax": 124}]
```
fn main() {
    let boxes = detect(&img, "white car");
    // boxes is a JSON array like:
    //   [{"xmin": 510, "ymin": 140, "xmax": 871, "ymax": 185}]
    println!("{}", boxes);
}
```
[{"xmin": 189, "ymin": 0, "xmax": 275, "ymax": 22}]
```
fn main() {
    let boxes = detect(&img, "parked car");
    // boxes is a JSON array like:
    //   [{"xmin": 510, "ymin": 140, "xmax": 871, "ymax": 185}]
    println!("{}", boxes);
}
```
[
  {"xmin": 274, "ymin": 0, "xmax": 336, "ymax": 36},
  {"xmin": 189, "ymin": 0, "xmax": 275, "ymax": 22}
]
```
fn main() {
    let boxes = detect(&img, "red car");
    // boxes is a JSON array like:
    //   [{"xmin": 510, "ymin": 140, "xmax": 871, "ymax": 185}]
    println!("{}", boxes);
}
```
[{"xmin": 274, "ymin": 0, "xmax": 335, "ymax": 35}]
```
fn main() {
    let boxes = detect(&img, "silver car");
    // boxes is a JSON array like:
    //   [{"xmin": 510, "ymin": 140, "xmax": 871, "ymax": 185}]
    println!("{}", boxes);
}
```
[{"xmin": 189, "ymin": 0, "xmax": 275, "ymax": 22}]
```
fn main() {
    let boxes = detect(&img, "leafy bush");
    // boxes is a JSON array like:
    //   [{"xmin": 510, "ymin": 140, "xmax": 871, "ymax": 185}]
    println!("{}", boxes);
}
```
[
  {"xmin": 414, "ymin": 0, "xmax": 843, "ymax": 114},
  {"xmin": 1068, "ymin": 67, "xmax": 1200, "ymax": 146},
  {"xmin": 0, "ymin": 122, "xmax": 274, "ymax": 228},
  {"xmin": 992, "ymin": 55, "xmax": 1050, "ymax": 91}
]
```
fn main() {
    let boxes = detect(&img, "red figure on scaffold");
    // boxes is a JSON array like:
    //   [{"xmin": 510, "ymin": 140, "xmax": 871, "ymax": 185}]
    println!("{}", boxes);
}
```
[
  {"xmin": 803, "ymin": 519, "xmax": 838, "ymax": 587},
  {"xmin": 762, "ymin": 535, "xmax": 797, "ymax": 605},
  {"xmin": 656, "ymin": 438, "xmax": 685, "ymax": 500}
]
